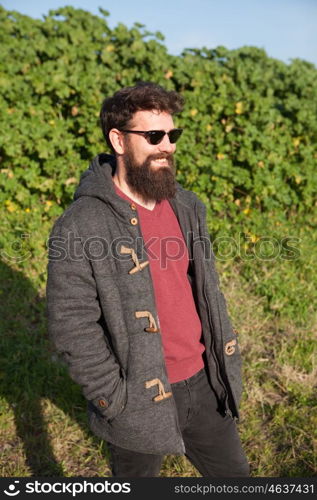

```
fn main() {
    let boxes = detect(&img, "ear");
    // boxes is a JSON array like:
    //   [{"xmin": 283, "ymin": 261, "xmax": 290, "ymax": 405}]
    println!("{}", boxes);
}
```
[{"xmin": 109, "ymin": 129, "xmax": 125, "ymax": 155}]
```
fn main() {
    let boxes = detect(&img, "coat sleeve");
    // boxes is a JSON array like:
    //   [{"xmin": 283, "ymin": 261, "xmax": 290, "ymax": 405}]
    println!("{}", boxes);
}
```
[
  {"xmin": 195, "ymin": 200, "xmax": 243, "ymax": 411},
  {"xmin": 46, "ymin": 216, "xmax": 126, "ymax": 420},
  {"xmin": 195, "ymin": 199, "xmax": 235, "ymax": 331}
]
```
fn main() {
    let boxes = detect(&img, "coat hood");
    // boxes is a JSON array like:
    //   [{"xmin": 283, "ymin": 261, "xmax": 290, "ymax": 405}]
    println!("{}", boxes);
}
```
[
  {"xmin": 74, "ymin": 153, "xmax": 118, "ymax": 204},
  {"xmin": 74, "ymin": 153, "xmax": 135, "ymax": 223}
]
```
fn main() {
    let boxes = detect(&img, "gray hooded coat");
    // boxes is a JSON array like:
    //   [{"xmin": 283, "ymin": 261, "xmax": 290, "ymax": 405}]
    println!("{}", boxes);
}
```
[{"xmin": 46, "ymin": 154, "xmax": 243, "ymax": 455}]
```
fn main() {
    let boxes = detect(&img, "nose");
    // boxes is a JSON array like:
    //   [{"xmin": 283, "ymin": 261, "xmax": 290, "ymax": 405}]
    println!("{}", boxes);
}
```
[{"xmin": 158, "ymin": 132, "xmax": 176, "ymax": 154}]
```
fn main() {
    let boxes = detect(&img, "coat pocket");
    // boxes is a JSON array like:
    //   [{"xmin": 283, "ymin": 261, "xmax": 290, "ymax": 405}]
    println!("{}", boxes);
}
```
[
  {"xmin": 107, "ymin": 365, "xmax": 183, "ymax": 454},
  {"xmin": 88, "ymin": 333, "xmax": 184, "ymax": 454}
]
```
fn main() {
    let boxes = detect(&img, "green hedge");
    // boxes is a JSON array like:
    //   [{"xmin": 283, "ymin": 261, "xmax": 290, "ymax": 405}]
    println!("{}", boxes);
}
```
[{"xmin": 0, "ymin": 6, "xmax": 316, "ymax": 296}]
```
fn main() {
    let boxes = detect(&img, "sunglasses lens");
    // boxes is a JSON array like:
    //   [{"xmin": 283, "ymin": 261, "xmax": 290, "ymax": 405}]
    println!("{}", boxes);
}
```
[
  {"xmin": 146, "ymin": 129, "xmax": 183, "ymax": 145},
  {"xmin": 169, "ymin": 129, "xmax": 183, "ymax": 143},
  {"xmin": 148, "ymin": 131, "xmax": 165, "ymax": 145}
]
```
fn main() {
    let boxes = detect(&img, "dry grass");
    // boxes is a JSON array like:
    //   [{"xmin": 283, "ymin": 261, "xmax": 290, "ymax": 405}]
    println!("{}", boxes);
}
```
[
  {"xmin": 222, "ymin": 266, "xmax": 317, "ymax": 477},
  {"xmin": 0, "ymin": 259, "xmax": 316, "ymax": 477}
]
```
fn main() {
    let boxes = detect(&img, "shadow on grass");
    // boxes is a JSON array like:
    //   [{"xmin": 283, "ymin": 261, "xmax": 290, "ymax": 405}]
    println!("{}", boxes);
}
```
[
  {"xmin": 1, "ymin": 260, "xmax": 315, "ymax": 478},
  {"xmin": 0, "ymin": 259, "xmax": 107, "ymax": 476}
]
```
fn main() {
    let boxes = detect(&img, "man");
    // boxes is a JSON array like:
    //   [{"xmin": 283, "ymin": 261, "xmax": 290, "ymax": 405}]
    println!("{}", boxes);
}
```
[{"xmin": 47, "ymin": 82, "xmax": 249, "ymax": 477}]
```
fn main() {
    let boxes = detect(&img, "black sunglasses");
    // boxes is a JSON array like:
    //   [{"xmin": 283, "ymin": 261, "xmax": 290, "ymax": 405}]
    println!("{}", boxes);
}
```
[{"xmin": 120, "ymin": 128, "xmax": 183, "ymax": 145}]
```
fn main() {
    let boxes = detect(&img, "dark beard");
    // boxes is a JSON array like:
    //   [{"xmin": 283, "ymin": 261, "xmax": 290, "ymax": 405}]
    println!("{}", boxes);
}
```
[{"xmin": 124, "ymin": 152, "xmax": 176, "ymax": 203}]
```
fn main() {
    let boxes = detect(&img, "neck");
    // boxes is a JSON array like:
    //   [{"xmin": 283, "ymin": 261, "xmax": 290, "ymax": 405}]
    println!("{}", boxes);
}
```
[{"xmin": 112, "ymin": 168, "xmax": 156, "ymax": 211}]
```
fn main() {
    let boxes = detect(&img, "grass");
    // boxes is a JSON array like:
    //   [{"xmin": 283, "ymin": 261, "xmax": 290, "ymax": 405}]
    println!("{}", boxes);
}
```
[
  {"xmin": 224, "ymin": 268, "xmax": 316, "ymax": 477},
  {"xmin": 0, "ymin": 219, "xmax": 316, "ymax": 477}
]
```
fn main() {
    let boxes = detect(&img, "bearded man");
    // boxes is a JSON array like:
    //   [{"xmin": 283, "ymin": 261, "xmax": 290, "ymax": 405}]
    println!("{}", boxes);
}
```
[{"xmin": 47, "ymin": 82, "xmax": 249, "ymax": 477}]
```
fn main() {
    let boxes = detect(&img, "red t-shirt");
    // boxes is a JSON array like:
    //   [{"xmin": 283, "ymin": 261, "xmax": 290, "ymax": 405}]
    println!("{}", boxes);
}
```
[{"xmin": 115, "ymin": 185, "xmax": 205, "ymax": 383}]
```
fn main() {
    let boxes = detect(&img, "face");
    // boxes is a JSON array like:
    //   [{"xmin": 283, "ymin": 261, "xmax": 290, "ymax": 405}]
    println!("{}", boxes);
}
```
[{"xmin": 121, "ymin": 110, "xmax": 178, "ymax": 202}]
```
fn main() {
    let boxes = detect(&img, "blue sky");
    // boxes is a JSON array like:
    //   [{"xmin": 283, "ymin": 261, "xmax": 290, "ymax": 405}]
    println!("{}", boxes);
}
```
[{"xmin": 2, "ymin": 0, "xmax": 317, "ymax": 65}]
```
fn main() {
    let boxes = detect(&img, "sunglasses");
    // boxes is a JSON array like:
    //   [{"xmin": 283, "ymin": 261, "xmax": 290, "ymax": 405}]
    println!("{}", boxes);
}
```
[{"xmin": 120, "ymin": 128, "xmax": 183, "ymax": 145}]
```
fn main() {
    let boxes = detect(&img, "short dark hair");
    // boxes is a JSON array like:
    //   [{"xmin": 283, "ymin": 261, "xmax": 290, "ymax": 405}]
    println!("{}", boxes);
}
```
[{"xmin": 100, "ymin": 82, "xmax": 184, "ymax": 151}]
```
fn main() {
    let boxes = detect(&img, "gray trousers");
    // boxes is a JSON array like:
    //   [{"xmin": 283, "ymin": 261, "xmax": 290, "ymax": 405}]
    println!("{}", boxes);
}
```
[{"xmin": 107, "ymin": 367, "xmax": 250, "ymax": 477}]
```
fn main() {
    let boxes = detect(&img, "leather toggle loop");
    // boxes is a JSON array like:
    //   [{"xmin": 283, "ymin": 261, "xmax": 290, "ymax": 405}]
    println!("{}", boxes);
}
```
[
  {"xmin": 145, "ymin": 378, "xmax": 172, "ymax": 402},
  {"xmin": 225, "ymin": 339, "xmax": 237, "ymax": 356},
  {"xmin": 120, "ymin": 245, "xmax": 149, "ymax": 274},
  {"xmin": 135, "ymin": 310, "xmax": 160, "ymax": 333}
]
